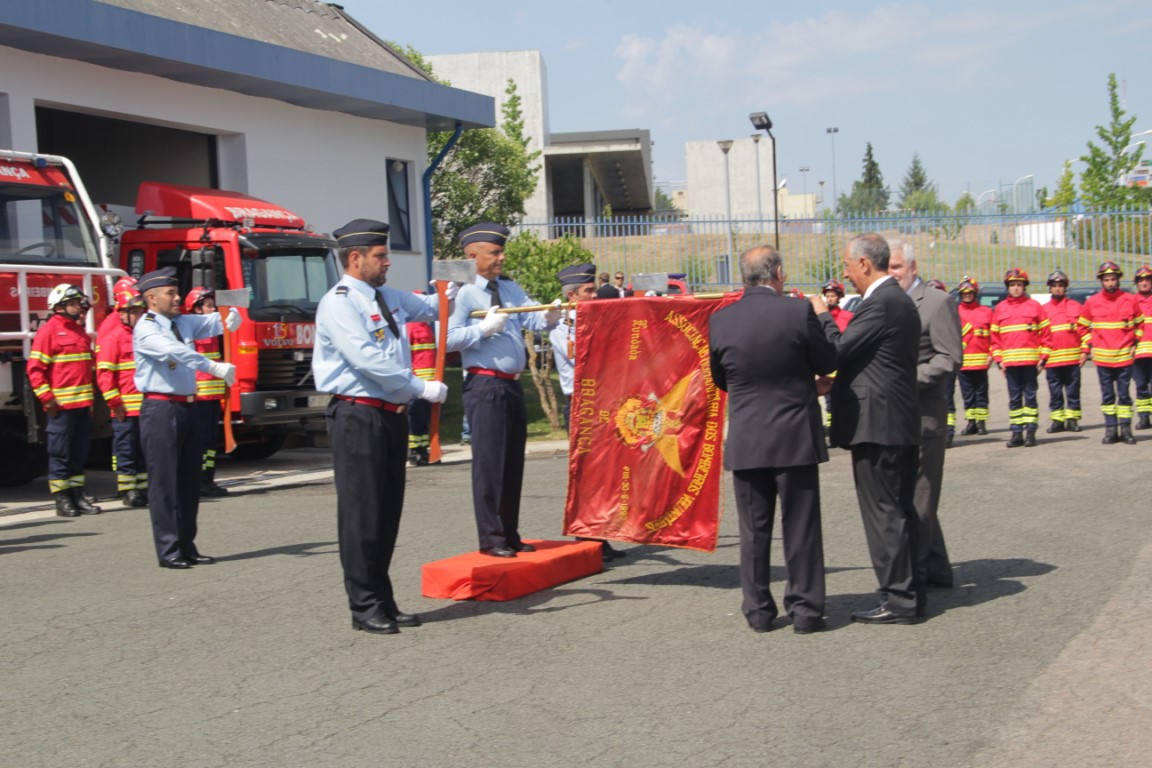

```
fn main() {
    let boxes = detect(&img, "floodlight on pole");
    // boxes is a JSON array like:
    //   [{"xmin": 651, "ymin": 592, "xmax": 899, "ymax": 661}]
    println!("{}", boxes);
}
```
[
  {"xmin": 750, "ymin": 112, "xmax": 779, "ymax": 248},
  {"xmin": 826, "ymin": 127, "xmax": 839, "ymax": 218},
  {"xmin": 750, "ymin": 134, "xmax": 763, "ymax": 231},
  {"xmin": 718, "ymin": 140, "xmax": 736, "ymax": 281}
]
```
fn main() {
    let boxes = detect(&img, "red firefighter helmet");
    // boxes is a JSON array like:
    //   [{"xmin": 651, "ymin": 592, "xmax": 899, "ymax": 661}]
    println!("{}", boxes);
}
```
[
  {"xmin": 183, "ymin": 286, "xmax": 215, "ymax": 313},
  {"xmin": 1133, "ymin": 264, "xmax": 1152, "ymax": 281},
  {"xmin": 113, "ymin": 276, "xmax": 137, "ymax": 295},
  {"xmin": 787, "ymin": 287, "xmax": 805, "ymax": 299},
  {"xmin": 820, "ymin": 280, "xmax": 845, "ymax": 297},
  {"xmin": 957, "ymin": 276, "xmax": 979, "ymax": 294},
  {"xmin": 1003, "ymin": 267, "xmax": 1030, "ymax": 287},
  {"xmin": 927, "ymin": 279, "xmax": 947, "ymax": 292},
  {"xmin": 1046, "ymin": 269, "xmax": 1070, "ymax": 286},
  {"xmin": 114, "ymin": 286, "xmax": 145, "ymax": 311},
  {"xmin": 1096, "ymin": 261, "xmax": 1123, "ymax": 279}
]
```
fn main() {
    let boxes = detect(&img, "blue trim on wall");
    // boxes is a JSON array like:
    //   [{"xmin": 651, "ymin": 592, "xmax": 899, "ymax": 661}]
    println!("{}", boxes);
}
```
[{"xmin": 0, "ymin": 0, "xmax": 494, "ymax": 130}]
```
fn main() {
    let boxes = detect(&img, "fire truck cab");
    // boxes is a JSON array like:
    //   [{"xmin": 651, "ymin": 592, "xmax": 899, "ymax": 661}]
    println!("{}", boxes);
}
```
[
  {"xmin": 0, "ymin": 150, "xmax": 124, "ymax": 486},
  {"xmin": 120, "ymin": 182, "xmax": 339, "ymax": 459}
]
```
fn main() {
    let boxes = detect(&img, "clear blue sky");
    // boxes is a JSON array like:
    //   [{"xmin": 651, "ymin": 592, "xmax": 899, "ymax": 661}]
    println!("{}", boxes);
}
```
[{"xmin": 337, "ymin": 0, "xmax": 1150, "ymax": 207}]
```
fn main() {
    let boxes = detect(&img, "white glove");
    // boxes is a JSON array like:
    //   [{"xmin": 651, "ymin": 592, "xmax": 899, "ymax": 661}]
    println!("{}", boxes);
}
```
[
  {"xmin": 544, "ymin": 299, "xmax": 562, "ymax": 326},
  {"xmin": 432, "ymin": 280, "xmax": 462, "ymax": 302},
  {"xmin": 420, "ymin": 380, "xmax": 448, "ymax": 404},
  {"xmin": 225, "ymin": 307, "xmax": 242, "ymax": 332},
  {"xmin": 478, "ymin": 306, "xmax": 507, "ymax": 337},
  {"xmin": 207, "ymin": 361, "xmax": 237, "ymax": 386}
]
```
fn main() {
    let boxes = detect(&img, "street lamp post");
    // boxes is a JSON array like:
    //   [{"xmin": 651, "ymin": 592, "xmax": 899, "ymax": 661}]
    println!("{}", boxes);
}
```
[
  {"xmin": 750, "ymin": 134, "xmax": 763, "ymax": 232},
  {"xmin": 826, "ymin": 127, "xmax": 839, "ymax": 217},
  {"xmin": 800, "ymin": 165, "xmax": 810, "ymax": 216},
  {"xmin": 977, "ymin": 188, "xmax": 997, "ymax": 215},
  {"xmin": 718, "ymin": 140, "xmax": 735, "ymax": 282},
  {"xmin": 1013, "ymin": 174, "xmax": 1034, "ymax": 214},
  {"xmin": 749, "ymin": 112, "xmax": 779, "ymax": 248}
]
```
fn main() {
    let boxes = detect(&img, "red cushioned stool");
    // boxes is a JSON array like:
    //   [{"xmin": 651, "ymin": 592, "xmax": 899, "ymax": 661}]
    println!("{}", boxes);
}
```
[{"xmin": 421, "ymin": 540, "xmax": 603, "ymax": 601}]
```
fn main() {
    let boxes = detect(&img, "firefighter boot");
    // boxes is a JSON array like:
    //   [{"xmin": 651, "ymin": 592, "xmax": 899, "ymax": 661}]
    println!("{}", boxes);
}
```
[
  {"xmin": 962, "ymin": 421, "xmax": 979, "ymax": 436},
  {"xmin": 1065, "ymin": 418, "xmax": 1081, "ymax": 432},
  {"xmin": 70, "ymin": 487, "xmax": 102, "ymax": 515},
  {"xmin": 1137, "ymin": 413, "xmax": 1151, "ymax": 430},
  {"xmin": 1046, "ymin": 420, "xmax": 1065, "ymax": 434},
  {"xmin": 976, "ymin": 421, "xmax": 988, "ymax": 435},
  {"xmin": 1006, "ymin": 432, "xmax": 1025, "ymax": 448},
  {"xmin": 1120, "ymin": 424, "xmax": 1137, "ymax": 445},
  {"xmin": 121, "ymin": 490, "xmax": 148, "ymax": 508},
  {"xmin": 54, "ymin": 491, "xmax": 80, "ymax": 518},
  {"xmin": 1101, "ymin": 426, "xmax": 1118, "ymax": 445},
  {"xmin": 1024, "ymin": 428, "xmax": 1038, "ymax": 447}
]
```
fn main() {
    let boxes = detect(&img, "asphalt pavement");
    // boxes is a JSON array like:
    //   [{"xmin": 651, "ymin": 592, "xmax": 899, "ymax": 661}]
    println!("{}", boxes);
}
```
[{"xmin": 3, "ymin": 371, "xmax": 1151, "ymax": 768}]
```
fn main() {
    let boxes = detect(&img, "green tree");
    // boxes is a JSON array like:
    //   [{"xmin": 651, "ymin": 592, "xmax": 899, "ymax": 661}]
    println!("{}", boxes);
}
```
[
  {"xmin": 839, "ymin": 142, "xmax": 890, "ymax": 214},
  {"xmin": 1079, "ymin": 73, "xmax": 1145, "ymax": 211},
  {"xmin": 654, "ymin": 187, "xmax": 677, "ymax": 213},
  {"xmin": 396, "ymin": 46, "xmax": 542, "ymax": 258},
  {"xmin": 898, "ymin": 153, "xmax": 930, "ymax": 208},
  {"xmin": 903, "ymin": 187, "xmax": 942, "ymax": 213},
  {"xmin": 1046, "ymin": 161, "xmax": 1077, "ymax": 210},
  {"xmin": 954, "ymin": 192, "xmax": 976, "ymax": 214}
]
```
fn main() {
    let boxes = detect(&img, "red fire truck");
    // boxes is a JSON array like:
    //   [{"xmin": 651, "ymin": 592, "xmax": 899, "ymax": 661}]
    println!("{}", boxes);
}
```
[
  {"xmin": 0, "ymin": 150, "xmax": 125, "ymax": 486},
  {"xmin": 119, "ymin": 182, "xmax": 339, "ymax": 459}
]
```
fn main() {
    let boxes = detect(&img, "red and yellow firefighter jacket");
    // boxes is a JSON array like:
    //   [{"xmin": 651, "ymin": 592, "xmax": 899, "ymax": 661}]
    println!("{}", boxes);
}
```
[
  {"xmin": 407, "ymin": 321, "xmax": 436, "ymax": 382},
  {"xmin": 828, "ymin": 306, "xmax": 853, "ymax": 332},
  {"xmin": 1078, "ymin": 289, "xmax": 1144, "ymax": 368},
  {"xmin": 958, "ymin": 301, "xmax": 994, "ymax": 371},
  {"xmin": 1040, "ymin": 296, "xmax": 1087, "ymax": 368},
  {"xmin": 991, "ymin": 295, "xmax": 1048, "ymax": 367},
  {"xmin": 1135, "ymin": 291, "xmax": 1152, "ymax": 360},
  {"xmin": 27, "ymin": 313, "xmax": 95, "ymax": 409},
  {"xmin": 194, "ymin": 335, "xmax": 226, "ymax": 400},
  {"xmin": 95, "ymin": 311, "xmax": 142, "ymax": 416}
]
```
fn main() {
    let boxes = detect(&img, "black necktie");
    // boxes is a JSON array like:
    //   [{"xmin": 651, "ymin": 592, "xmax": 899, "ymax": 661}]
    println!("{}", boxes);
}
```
[
  {"xmin": 171, "ymin": 320, "xmax": 184, "ymax": 344},
  {"xmin": 374, "ymin": 292, "xmax": 400, "ymax": 339},
  {"xmin": 488, "ymin": 280, "xmax": 503, "ymax": 308}
]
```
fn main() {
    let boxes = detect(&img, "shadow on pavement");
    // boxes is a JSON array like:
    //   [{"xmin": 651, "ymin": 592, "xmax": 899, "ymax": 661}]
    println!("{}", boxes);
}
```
[
  {"xmin": 215, "ymin": 540, "xmax": 338, "ymax": 561},
  {"xmin": 0, "ymin": 529, "xmax": 101, "ymax": 555},
  {"xmin": 417, "ymin": 586, "xmax": 647, "ymax": 623}
]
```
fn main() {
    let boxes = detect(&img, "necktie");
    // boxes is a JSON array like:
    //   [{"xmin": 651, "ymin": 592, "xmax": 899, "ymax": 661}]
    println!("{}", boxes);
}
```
[
  {"xmin": 374, "ymin": 292, "xmax": 401, "ymax": 339},
  {"xmin": 488, "ymin": 280, "xmax": 503, "ymax": 308},
  {"xmin": 171, "ymin": 320, "xmax": 185, "ymax": 344}
]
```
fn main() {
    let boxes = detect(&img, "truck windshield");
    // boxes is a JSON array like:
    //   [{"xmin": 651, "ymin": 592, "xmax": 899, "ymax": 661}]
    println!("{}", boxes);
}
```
[
  {"xmin": 245, "ymin": 248, "xmax": 339, "ymax": 320},
  {"xmin": 0, "ymin": 183, "xmax": 101, "ymax": 265}
]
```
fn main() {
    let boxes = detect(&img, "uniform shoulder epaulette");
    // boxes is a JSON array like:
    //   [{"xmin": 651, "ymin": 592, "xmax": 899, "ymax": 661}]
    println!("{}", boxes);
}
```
[
  {"xmin": 335, "ymin": 286, "xmax": 350, "ymax": 296},
  {"xmin": 144, "ymin": 313, "xmax": 156, "ymax": 322}
]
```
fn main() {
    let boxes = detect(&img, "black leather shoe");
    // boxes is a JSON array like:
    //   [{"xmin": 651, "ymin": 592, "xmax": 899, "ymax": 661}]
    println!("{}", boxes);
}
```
[
  {"xmin": 1047, "ymin": 420, "xmax": 1065, "ymax": 434},
  {"xmin": 389, "ymin": 612, "xmax": 421, "ymax": 627},
  {"xmin": 510, "ymin": 542, "xmax": 536, "ymax": 553},
  {"xmin": 71, "ymin": 489, "xmax": 102, "ymax": 514},
  {"xmin": 1120, "ymin": 425, "xmax": 1137, "ymax": 445},
  {"xmin": 602, "ymin": 541, "xmax": 627, "ymax": 560},
  {"xmin": 1006, "ymin": 433, "xmax": 1024, "ymax": 448},
  {"xmin": 185, "ymin": 554, "xmax": 216, "ymax": 565},
  {"xmin": 480, "ymin": 547, "xmax": 517, "ymax": 558},
  {"xmin": 1102, "ymin": 426, "xmax": 1118, "ymax": 445},
  {"xmin": 1065, "ymin": 418, "xmax": 1080, "ymax": 432},
  {"xmin": 54, "ymin": 492, "xmax": 80, "ymax": 518},
  {"xmin": 200, "ymin": 481, "xmax": 230, "ymax": 497},
  {"xmin": 159, "ymin": 557, "xmax": 194, "ymax": 570},
  {"xmin": 121, "ymin": 490, "xmax": 148, "ymax": 508},
  {"xmin": 851, "ymin": 605, "xmax": 919, "ymax": 624},
  {"xmin": 793, "ymin": 618, "xmax": 826, "ymax": 634},
  {"xmin": 351, "ymin": 616, "xmax": 399, "ymax": 634},
  {"xmin": 749, "ymin": 624, "xmax": 773, "ymax": 633},
  {"xmin": 976, "ymin": 421, "xmax": 988, "ymax": 435},
  {"xmin": 961, "ymin": 421, "xmax": 979, "ymax": 435},
  {"xmin": 1024, "ymin": 430, "xmax": 1038, "ymax": 447}
]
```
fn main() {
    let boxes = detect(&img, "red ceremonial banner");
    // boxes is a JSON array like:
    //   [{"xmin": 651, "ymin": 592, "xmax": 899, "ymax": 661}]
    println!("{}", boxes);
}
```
[{"xmin": 562, "ymin": 296, "xmax": 736, "ymax": 552}]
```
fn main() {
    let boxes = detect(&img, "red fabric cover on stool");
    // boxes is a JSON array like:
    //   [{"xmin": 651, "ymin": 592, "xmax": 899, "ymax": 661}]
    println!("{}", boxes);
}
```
[{"xmin": 421, "ymin": 540, "xmax": 603, "ymax": 601}]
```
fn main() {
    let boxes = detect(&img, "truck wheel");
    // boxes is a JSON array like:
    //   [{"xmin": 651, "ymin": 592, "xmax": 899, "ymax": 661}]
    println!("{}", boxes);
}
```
[{"xmin": 229, "ymin": 427, "xmax": 288, "ymax": 461}]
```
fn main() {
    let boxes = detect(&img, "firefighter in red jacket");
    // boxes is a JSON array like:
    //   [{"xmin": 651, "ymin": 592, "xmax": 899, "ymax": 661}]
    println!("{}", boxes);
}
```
[
  {"xmin": 1132, "ymin": 264, "xmax": 1152, "ymax": 429},
  {"xmin": 96, "ymin": 278, "xmax": 148, "ymax": 507},
  {"xmin": 27, "ymin": 284, "xmax": 103, "ymax": 517},
  {"xmin": 1079, "ymin": 261, "xmax": 1144, "ymax": 445},
  {"xmin": 956, "ymin": 277, "xmax": 993, "ymax": 436},
  {"xmin": 820, "ymin": 280, "xmax": 852, "ymax": 438},
  {"xmin": 1039, "ymin": 269, "xmax": 1088, "ymax": 433},
  {"xmin": 185, "ymin": 287, "xmax": 229, "ymax": 495},
  {"xmin": 406, "ymin": 294, "xmax": 437, "ymax": 466},
  {"xmin": 991, "ymin": 268, "xmax": 1047, "ymax": 447}
]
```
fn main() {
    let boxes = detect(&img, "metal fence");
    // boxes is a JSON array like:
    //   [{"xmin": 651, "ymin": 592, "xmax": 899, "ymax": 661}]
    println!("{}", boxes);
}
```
[{"xmin": 514, "ymin": 208, "xmax": 1152, "ymax": 294}]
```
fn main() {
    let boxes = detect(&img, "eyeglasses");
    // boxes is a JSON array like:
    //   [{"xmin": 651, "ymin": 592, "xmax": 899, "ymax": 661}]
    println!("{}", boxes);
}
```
[{"xmin": 614, "ymin": 275, "xmax": 624, "ymax": 280}]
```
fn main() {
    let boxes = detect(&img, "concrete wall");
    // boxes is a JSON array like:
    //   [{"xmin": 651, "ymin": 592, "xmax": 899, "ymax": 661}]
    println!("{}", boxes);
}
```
[
  {"xmin": 685, "ymin": 137, "xmax": 777, "ymax": 226},
  {"xmin": 427, "ymin": 51, "xmax": 550, "ymax": 222},
  {"xmin": 0, "ymin": 45, "xmax": 433, "ymax": 289}
]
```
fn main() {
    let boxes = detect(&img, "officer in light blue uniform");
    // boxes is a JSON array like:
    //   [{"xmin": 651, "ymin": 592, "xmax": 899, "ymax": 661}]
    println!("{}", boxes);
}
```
[
  {"xmin": 313, "ymin": 218, "xmax": 450, "ymax": 635},
  {"xmin": 549, "ymin": 262, "xmax": 598, "ymax": 429},
  {"xmin": 447, "ymin": 222, "xmax": 560, "ymax": 558},
  {"xmin": 134, "ymin": 267, "xmax": 240, "ymax": 569}
]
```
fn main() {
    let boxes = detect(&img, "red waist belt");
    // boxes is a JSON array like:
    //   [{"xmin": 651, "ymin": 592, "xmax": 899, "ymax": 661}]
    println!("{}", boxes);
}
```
[
  {"xmin": 333, "ymin": 394, "xmax": 407, "ymax": 413},
  {"xmin": 144, "ymin": 393, "xmax": 196, "ymax": 403},
  {"xmin": 466, "ymin": 367, "xmax": 521, "ymax": 381}
]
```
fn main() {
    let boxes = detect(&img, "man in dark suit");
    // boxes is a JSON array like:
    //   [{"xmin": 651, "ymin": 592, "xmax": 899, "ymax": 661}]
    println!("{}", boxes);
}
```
[
  {"xmin": 889, "ymin": 242, "xmax": 961, "ymax": 594},
  {"xmin": 710, "ymin": 246, "xmax": 838, "ymax": 634},
  {"xmin": 809, "ymin": 233, "xmax": 923, "ymax": 624}
]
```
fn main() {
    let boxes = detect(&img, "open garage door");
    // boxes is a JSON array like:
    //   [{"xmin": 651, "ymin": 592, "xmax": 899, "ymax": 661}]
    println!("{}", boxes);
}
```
[{"xmin": 35, "ymin": 107, "xmax": 218, "ymax": 208}]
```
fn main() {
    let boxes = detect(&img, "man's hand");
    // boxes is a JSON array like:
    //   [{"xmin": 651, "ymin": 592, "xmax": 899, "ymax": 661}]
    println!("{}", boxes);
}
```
[
  {"xmin": 420, "ymin": 380, "xmax": 449, "ymax": 404},
  {"xmin": 815, "ymin": 375, "xmax": 833, "ymax": 397},
  {"xmin": 225, "ymin": 307, "xmax": 243, "ymax": 333},
  {"xmin": 207, "ymin": 361, "xmax": 237, "ymax": 386},
  {"xmin": 44, "ymin": 399, "xmax": 59, "ymax": 419},
  {"xmin": 1079, "ymin": 351, "xmax": 1089, "ymax": 368},
  {"xmin": 808, "ymin": 293, "xmax": 829, "ymax": 315},
  {"xmin": 544, "ymin": 299, "xmax": 562, "ymax": 326},
  {"xmin": 478, "ymin": 306, "xmax": 507, "ymax": 337},
  {"xmin": 111, "ymin": 402, "xmax": 127, "ymax": 422},
  {"xmin": 433, "ymin": 280, "xmax": 462, "ymax": 302}
]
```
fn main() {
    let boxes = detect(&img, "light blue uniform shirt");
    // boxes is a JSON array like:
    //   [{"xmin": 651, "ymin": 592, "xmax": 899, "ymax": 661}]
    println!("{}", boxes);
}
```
[
  {"xmin": 312, "ymin": 275, "xmax": 438, "ymax": 402},
  {"xmin": 447, "ymin": 274, "xmax": 556, "ymax": 374},
  {"xmin": 550, "ymin": 310, "xmax": 576, "ymax": 396},
  {"xmin": 133, "ymin": 311, "xmax": 223, "ymax": 396}
]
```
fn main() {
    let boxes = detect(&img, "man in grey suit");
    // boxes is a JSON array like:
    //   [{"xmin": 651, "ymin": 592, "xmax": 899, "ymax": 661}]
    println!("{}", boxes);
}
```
[
  {"xmin": 711, "ymin": 246, "xmax": 837, "ymax": 634},
  {"xmin": 809, "ymin": 233, "xmax": 923, "ymax": 624},
  {"xmin": 889, "ymin": 242, "xmax": 961, "ymax": 597}
]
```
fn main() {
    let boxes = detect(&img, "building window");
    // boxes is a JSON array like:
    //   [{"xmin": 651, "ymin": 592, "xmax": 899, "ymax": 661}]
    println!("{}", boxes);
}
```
[{"xmin": 387, "ymin": 159, "xmax": 412, "ymax": 251}]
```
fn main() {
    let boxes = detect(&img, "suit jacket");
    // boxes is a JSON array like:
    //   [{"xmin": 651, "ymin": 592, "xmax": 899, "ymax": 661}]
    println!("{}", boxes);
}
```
[
  {"xmin": 710, "ymin": 286, "xmax": 837, "ymax": 470},
  {"xmin": 908, "ymin": 280, "xmax": 963, "ymax": 438},
  {"xmin": 819, "ymin": 278, "xmax": 921, "ymax": 448}
]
